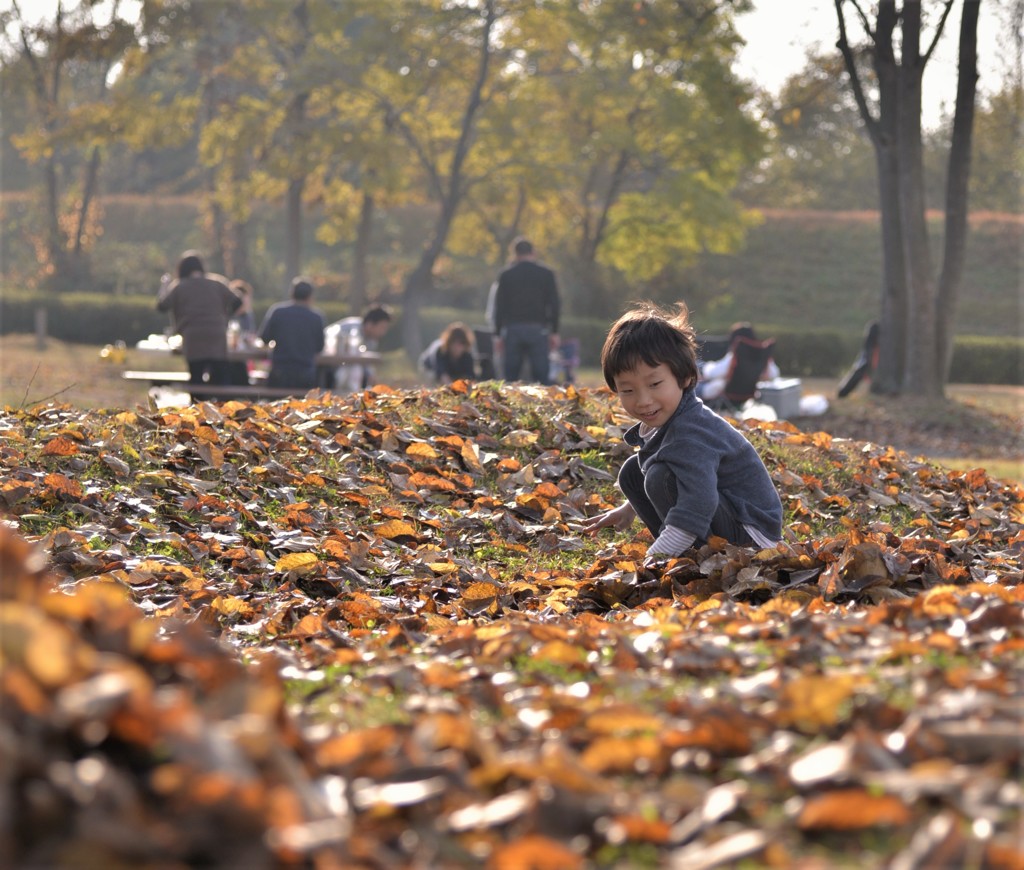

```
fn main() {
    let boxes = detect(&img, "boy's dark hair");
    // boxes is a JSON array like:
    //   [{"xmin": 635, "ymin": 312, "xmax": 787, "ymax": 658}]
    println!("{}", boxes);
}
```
[
  {"xmin": 362, "ymin": 305, "xmax": 392, "ymax": 325},
  {"xmin": 600, "ymin": 302, "xmax": 699, "ymax": 391},
  {"xmin": 291, "ymin": 278, "xmax": 314, "ymax": 301}
]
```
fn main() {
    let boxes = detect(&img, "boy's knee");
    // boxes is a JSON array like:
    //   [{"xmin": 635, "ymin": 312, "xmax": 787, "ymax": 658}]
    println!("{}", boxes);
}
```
[{"xmin": 643, "ymin": 463, "xmax": 677, "ymax": 515}]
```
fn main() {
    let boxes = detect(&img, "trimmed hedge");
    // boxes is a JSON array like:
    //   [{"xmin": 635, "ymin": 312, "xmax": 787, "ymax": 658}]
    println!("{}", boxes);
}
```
[{"xmin": 2, "ymin": 292, "xmax": 1021, "ymax": 385}]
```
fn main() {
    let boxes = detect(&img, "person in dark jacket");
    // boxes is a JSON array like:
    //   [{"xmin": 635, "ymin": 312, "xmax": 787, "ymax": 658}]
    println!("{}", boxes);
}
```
[
  {"xmin": 581, "ymin": 302, "xmax": 782, "ymax": 563},
  {"xmin": 419, "ymin": 322, "xmax": 477, "ymax": 384},
  {"xmin": 487, "ymin": 237, "xmax": 560, "ymax": 384},
  {"xmin": 258, "ymin": 278, "xmax": 326, "ymax": 392},
  {"xmin": 156, "ymin": 251, "xmax": 242, "ymax": 389}
]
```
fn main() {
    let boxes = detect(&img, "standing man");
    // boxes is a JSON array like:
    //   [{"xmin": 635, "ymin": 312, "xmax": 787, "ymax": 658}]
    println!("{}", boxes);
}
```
[
  {"xmin": 258, "ymin": 277, "xmax": 326, "ymax": 392},
  {"xmin": 157, "ymin": 250, "xmax": 242, "ymax": 390},
  {"xmin": 489, "ymin": 237, "xmax": 561, "ymax": 384}
]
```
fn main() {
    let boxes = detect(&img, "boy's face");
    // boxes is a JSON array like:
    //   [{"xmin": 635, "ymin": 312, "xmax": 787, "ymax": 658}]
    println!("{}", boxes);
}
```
[{"xmin": 613, "ymin": 362, "xmax": 685, "ymax": 429}]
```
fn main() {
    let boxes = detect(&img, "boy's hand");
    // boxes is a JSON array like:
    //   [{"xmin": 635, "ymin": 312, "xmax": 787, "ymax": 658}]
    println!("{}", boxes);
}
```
[{"xmin": 581, "ymin": 502, "xmax": 636, "ymax": 534}]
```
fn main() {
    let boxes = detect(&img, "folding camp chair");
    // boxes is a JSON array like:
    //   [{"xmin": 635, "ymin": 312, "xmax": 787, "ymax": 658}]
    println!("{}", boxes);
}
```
[
  {"xmin": 472, "ymin": 328, "xmax": 497, "ymax": 380},
  {"xmin": 697, "ymin": 334, "xmax": 731, "ymax": 365},
  {"xmin": 706, "ymin": 337, "xmax": 776, "ymax": 413}
]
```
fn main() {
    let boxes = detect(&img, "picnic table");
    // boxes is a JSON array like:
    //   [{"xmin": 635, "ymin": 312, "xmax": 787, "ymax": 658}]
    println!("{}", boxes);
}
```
[{"xmin": 127, "ymin": 335, "xmax": 381, "ymax": 401}]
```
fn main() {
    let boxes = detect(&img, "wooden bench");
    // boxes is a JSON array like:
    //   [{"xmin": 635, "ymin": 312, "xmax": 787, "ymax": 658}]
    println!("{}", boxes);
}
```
[
  {"xmin": 123, "ymin": 371, "xmax": 314, "ymax": 402},
  {"xmin": 123, "ymin": 370, "xmax": 191, "ymax": 385}
]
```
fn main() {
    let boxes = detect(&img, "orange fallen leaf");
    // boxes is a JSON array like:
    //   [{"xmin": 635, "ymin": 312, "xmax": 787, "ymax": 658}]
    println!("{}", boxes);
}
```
[
  {"xmin": 375, "ymin": 519, "xmax": 418, "ymax": 540},
  {"xmin": 41, "ymin": 437, "xmax": 78, "ymax": 456},
  {"xmin": 797, "ymin": 789, "xmax": 912, "ymax": 830},
  {"xmin": 489, "ymin": 834, "xmax": 584, "ymax": 869}
]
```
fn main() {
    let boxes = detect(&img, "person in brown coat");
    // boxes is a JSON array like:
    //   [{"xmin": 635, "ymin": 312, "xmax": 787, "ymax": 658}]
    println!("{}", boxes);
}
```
[{"xmin": 157, "ymin": 251, "xmax": 242, "ymax": 388}]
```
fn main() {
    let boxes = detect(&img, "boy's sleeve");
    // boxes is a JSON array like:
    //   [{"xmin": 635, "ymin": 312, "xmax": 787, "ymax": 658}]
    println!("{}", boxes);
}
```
[{"xmin": 647, "ymin": 525, "xmax": 696, "ymax": 557}]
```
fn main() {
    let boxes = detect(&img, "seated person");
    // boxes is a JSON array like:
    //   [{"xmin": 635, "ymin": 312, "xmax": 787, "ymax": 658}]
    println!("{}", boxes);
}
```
[
  {"xmin": 324, "ymin": 305, "xmax": 392, "ymax": 392},
  {"xmin": 258, "ymin": 278, "xmax": 325, "ymax": 391},
  {"xmin": 419, "ymin": 322, "xmax": 477, "ymax": 384},
  {"xmin": 696, "ymin": 322, "xmax": 779, "ymax": 402},
  {"xmin": 227, "ymin": 278, "xmax": 257, "ymax": 386}
]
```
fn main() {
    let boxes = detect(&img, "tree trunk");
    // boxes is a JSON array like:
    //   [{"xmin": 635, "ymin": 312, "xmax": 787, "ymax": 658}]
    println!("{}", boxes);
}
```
[
  {"xmin": 401, "ymin": 200, "xmax": 457, "ymax": 359},
  {"xmin": 397, "ymin": 0, "xmax": 497, "ymax": 362},
  {"xmin": 73, "ymin": 145, "xmax": 101, "ymax": 257},
  {"xmin": 285, "ymin": 1, "xmax": 310, "ymax": 284},
  {"xmin": 836, "ymin": 0, "xmax": 974, "ymax": 399},
  {"xmin": 896, "ymin": 2, "xmax": 942, "ymax": 398},
  {"xmin": 230, "ymin": 219, "xmax": 251, "ymax": 284},
  {"xmin": 285, "ymin": 175, "xmax": 304, "ymax": 282},
  {"xmin": 872, "ymin": 143, "xmax": 906, "ymax": 394},
  {"xmin": 351, "ymin": 191, "xmax": 375, "ymax": 310},
  {"xmin": 936, "ymin": 0, "xmax": 980, "ymax": 380},
  {"xmin": 43, "ymin": 155, "xmax": 65, "ymax": 284}
]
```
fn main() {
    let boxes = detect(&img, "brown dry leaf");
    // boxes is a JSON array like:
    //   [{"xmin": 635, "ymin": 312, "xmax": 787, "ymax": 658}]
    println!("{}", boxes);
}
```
[
  {"xmin": 285, "ymin": 614, "xmax": 324, "ymax": 638},
  {"xmin": 196, "ymin": 440, "xmax": 224, "ymax": 468},
  {"xmin": 797, "ymin": 788, "xmax": 912, "ymax": 830},
  {"xmin": 1, "ymin": 480, "xmax": 35, "ymax": 505},
  {"xmin": 505, "ymin": 430, "xmax": 539, "ymax": 447},
  {"xmin": 586, "ymin": 706, "xmax": 662, "ymax": 735},
  {"xmin": 43, "ymin": 472, "xmax": 83, "ymax": 500},
  {"xmin": 316, "ymin": 726, "xmax": 402, "ymax": 768},
  {"xmin": 580, "ymin": 734, "xmax": 662, "ymax": 774},
  {"xmin": 336, "ymin": 595, "xmax": 385, "ymax": 628},
  {"xmin": 461, "ymin": 440, "xmax": 484, "ymax": 473},
  {"xmin": 408, "ymin": 471, "xmax": 456, "ymax": 492}
]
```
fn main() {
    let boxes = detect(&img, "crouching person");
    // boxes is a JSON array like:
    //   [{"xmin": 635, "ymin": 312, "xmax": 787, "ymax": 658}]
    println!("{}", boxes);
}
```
[{"xmin": 582, "ymin": 302, "xmax": 783, "ymax": 563}]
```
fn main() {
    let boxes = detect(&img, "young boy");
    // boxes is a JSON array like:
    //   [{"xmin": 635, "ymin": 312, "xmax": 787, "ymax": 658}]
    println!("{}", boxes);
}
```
[{"xmin": 582, "ymin": 303, "xmax": 783, "ymax": 560}]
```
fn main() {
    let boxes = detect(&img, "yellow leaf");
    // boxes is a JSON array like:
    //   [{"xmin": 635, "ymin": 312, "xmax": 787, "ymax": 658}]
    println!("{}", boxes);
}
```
[
  {"xmin": 506, "ymin": 430, "xmax": 538, "ymax": 447},
  {"xmin": 210, "ymin": 596, "xmax": 256, "ymax": 618},
  {"xmin": 376, "ymin": 519, "xmax": 417, "ymax": 540},
  {"xmin": 462, "ymin": 581, "xmax": 500, "ymax": 601},
  {"xmin": 406, "ymin": 441, "xmax": 439, "ymax": 459},
  {"xmin": 274, "ymin": 552, "xmax": 319, "ymax": 575},
  {"xmin": 778, "ymin": 674, "xmax": 863, "ymax": 730}
]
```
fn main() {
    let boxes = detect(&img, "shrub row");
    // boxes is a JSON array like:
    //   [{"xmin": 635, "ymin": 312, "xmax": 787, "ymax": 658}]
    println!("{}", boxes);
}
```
[{"xmin": 3, "ymin": 292, "xmax": 1021, "ymax": 385}]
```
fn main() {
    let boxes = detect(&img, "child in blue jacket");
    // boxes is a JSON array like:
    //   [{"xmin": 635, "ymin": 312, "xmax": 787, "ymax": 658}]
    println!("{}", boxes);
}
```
[{"xmin": 582, "ymin": 303, "xmax": 783, "ymax": 561}]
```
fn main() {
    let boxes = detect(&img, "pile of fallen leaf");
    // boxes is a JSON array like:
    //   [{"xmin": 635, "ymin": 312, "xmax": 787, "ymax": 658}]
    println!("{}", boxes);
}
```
[{"xmin": 1, "ymin": 382, "xmax": 1022, "ymax": 869}]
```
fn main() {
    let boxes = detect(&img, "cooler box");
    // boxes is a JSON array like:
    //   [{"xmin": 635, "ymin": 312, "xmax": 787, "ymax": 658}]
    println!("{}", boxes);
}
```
[{"xmin": 757, "ymin": 378, "xmax": 802, "ymax": 418}]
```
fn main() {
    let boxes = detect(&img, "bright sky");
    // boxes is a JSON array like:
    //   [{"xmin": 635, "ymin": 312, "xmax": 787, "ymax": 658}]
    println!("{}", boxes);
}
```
[
  {"xmin": 734, "ymin": 0, "xmax": 1008, "ymax": 129},
  {"xmin": 4, "ymin": 0, "xmax": 1009, "ymax": 130}
]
